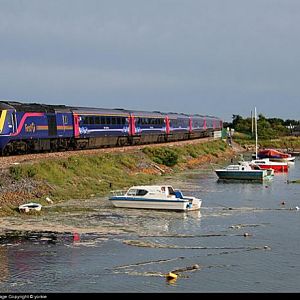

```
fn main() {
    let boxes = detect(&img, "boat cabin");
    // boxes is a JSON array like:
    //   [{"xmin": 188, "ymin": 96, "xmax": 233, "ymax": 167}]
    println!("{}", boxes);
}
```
[
  {"xmin": 225, "ymin": 162, "xmax": 262, "ymax": 171},
  {"xmin": 109, "ymin": 184, "xmax": 201, "ymax": 211},
  {"xmin": 125, "ymin": 185, "xmax": 183, "ymax": 199}
]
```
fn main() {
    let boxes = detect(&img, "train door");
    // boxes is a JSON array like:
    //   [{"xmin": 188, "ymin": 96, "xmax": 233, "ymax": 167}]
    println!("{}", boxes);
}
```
[
  {"xmin": 73, "ymin": 114, "xmax": 80, "ymax": 137},
  {"xmin": 61, "ymin": 114, "xmax": 68, "ymax": 132},
  {"xmin": 189, "ymin": 117, "xmax": 192, "ymax": 133},
  {"xmin": 129, "ymin": 113, "xmax": 135, "ymax": 136},
  {"xmin": 47, "ymin": 114, "xmax": 57, "ymax": 136},
  {"xmin": 165, "ymin": 116, "xmax": 170, "ymax": 134}
]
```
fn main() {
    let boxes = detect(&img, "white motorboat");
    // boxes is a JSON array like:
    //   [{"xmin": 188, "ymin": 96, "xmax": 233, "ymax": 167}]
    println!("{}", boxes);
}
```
[
  {"xmin": 215, "ymin": 161, "xmax": 274, "ymax": 181},
  {"xmin": 19, "ymin": 202, "xmax": 42, "ymax": 213},
  {"xmin": 108, "ymin": 185, "xmax": 202, "ymax": 211}
]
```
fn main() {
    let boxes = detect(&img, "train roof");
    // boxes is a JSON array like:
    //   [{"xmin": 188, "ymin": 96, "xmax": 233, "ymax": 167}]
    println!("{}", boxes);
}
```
[
  {"xmin": 0, "ymin": 100, "xmax": 70, "ymax": 113},
  {"xmin": 0, "ymin": 100, "xmax": 222, "ymax": 120},
  {"xmin": 167, "ymin": 112, "xmax": 190, "ymax": 118},
  {"xmin": 128, "ymin": 110, "xmax": 166, "ymax": 118},
  {"xmin": 71, "ymin": 106, "xmax": 131, "ymax": 116}
]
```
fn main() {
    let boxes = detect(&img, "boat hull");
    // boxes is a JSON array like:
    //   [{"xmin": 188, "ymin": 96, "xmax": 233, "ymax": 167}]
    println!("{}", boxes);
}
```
[
  {"xmin": 268, "ymin": 157, "xmax": 295, "ymax": 162},
  {"xmin": 109, "ymin": 197, "xmax": 201, "ymax": 211},
  {"xmin": 256, "ymin": 164, "xmax": 288, "ymax": 172},
  {"xmin": 215, "ymin": 170, "xmax": 267, "ymax": 181},
  {"xmin": 19, "ymin": 203, "xmax": 42, "ymax": 213}
]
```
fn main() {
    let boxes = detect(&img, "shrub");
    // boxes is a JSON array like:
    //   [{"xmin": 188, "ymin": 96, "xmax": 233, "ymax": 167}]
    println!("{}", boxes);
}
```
[
  {"xmin": 9, "ymin": 166, "xmax": 23, "ymax": 181},
  {"xmin": 143, "ymin": 147, "xmax": 179, "ymax": 167}
]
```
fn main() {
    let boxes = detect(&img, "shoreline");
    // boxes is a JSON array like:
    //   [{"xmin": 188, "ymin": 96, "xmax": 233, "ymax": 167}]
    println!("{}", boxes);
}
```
[{"xmin": 0, "ymin": 139, "xmax": 245, "ymax": 237}]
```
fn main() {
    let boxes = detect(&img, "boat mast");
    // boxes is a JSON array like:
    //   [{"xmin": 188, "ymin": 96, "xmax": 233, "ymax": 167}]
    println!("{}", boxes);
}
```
[
  {"xmin": 255, "ymin": 107, "xmax": 258, "ymax": 159},
  {"xmin": 251, "ymin": 110, "xmax": 254, "ymax": 137}
]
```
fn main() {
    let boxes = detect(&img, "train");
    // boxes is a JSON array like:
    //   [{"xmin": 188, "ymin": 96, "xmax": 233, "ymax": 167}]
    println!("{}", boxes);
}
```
[{"xmin": 0, "ymin": 100, "xmax": 223, "ymax": 155}]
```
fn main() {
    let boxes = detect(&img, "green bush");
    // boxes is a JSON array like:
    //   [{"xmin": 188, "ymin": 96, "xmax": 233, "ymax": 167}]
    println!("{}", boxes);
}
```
[
  {"xmin": 143, "ymin": 147, "xmax": 179, "ymax": 167},
  {"xmin": 9, "ymin": 166, "xmax": 23, "ymax": 181}
]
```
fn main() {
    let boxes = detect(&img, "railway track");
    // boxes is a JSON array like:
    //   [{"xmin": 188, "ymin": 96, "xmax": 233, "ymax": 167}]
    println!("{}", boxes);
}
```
[{"xmin": 0, "ymin": 137, "xmax": 215, "ymax": 170}]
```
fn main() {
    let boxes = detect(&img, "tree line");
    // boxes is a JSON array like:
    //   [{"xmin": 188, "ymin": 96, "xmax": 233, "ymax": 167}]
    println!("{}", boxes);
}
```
[{"xmin": 223, "ymin": 114, "xmax": 300, "ymax": 139}]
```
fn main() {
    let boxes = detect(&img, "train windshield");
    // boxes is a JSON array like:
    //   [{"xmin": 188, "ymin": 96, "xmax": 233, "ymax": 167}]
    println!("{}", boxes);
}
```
[{"xmin": 0, "ymin": 110, "xmax": 15, "ymax": 135}]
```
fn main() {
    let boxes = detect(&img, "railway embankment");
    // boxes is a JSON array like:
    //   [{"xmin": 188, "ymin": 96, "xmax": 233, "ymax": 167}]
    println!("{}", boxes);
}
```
[{"xmin": 0, "ymin": 139, "xmax": 244, "ymax": 217}]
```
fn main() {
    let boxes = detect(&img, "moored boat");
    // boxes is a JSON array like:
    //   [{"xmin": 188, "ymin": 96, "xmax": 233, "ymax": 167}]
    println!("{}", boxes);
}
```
[
  {"xmin": 215, "ymin": 161, "xmax": 274, "ymax": 181},
  {"xmin": 256, "ymin": 149, "xmax": 295, "ymax": 162},
  {"xmin": 19, "ymin": 202, "xmax": 42, "ymax": 213},
  {"xmin": 250, "ymin": 158, "xmax": 288, "ymax": 172},
  {"xmin": 109, "ymin": 185, "xmax": 202, "ymax": 211},
  {"xmin": 288, "ymin": 151, "xmax": 300, "ymax": 157}
]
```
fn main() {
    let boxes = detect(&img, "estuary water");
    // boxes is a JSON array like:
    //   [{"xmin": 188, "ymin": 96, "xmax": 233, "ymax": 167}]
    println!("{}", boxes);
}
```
[{"xmin": 1, "ymin": 158, "xmax": 300, "ymax": 293}]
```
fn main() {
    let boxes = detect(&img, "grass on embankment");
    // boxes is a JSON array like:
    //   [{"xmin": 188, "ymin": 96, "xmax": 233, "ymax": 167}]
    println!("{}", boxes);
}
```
[{"xmin": 7, "ymin": 139, "xmax": 231, "ymax": 206}]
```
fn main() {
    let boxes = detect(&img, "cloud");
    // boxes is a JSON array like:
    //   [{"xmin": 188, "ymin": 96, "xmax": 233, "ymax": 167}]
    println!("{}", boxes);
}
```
[{"xmin": 1, "ymin": 0, "xmax": 300, "ymax": 121}]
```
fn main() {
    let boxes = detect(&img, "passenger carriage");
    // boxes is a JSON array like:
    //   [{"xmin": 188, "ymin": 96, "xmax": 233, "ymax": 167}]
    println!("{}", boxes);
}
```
[{"xmin": 0, "ymin": 100, "xmax": 223, "ymax": 155}]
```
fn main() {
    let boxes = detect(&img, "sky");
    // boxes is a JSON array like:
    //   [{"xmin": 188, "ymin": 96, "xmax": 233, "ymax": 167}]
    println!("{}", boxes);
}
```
[{"xmin": 0, "ymin": 0, "xmax": 300, "ymax": 122}]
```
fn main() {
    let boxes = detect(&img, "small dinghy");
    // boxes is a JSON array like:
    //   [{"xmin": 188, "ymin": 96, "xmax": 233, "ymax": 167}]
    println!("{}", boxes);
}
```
[{"xmin": 19, "ymin": 202, "xmax": 42, "ymax": 213}]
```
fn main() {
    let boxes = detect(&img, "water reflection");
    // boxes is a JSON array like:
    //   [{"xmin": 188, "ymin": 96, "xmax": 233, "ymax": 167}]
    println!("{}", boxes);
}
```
[
  {"xmin": 0, "ymin": 247, "xmax": 9, "ymax": 283},
  {"xmin": 0, "ymin": 158, "xmax": 299, "ymax": 292}
]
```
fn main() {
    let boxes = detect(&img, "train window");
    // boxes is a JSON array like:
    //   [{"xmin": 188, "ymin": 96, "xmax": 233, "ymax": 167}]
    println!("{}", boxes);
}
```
[
  {"xmin": 7, "ymin": 113, "xmax": 12, "ymax": 129},
  {"xmin": 172, "ymin": 120, "xmax": 178, "ymax": 127},
  {"xmin": 121, "ymin": 117, "xmax": 126, "ymax": 125},
  {"xmin": 82, "ymin": 116, "xmax": 88, "ymax": 124},
  {"xmin": 11, "ymin": 112, "xmax": 17, "ymax": 132},
  {"xmin": 106, "ymin": 117, "xmax": 111, "ymax": 125},
  {"xmin": 116, "ymin": 117, "xmax": 121, "ymax": 124},
  {"xmin": 95, "ymin": 116, "xmax": 100, "ymax": 124},
  {"xmin": 112, "ymin": 117, "xmax": 116, "ymax": 125},
  {"xmin": 88, "ymin": 116, "xmax": 94, "ymax": 124},
  {"xmin": 150, "ymin": 118, "xmax": 156, "ymax": 125},
  {"xmin": 100, "ymin": 116, "xmax": 105, "ymax": 124}
]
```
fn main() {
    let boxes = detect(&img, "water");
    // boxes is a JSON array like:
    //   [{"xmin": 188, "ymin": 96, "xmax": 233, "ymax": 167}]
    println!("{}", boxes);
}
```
[{"xmin": 1, "ymin": 159, "xmax": 300, "ymax": 293}]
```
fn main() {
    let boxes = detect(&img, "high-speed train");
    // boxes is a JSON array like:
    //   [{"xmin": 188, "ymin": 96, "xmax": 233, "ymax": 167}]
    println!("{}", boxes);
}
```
[{"xmin": 0, "ymin": 100, "xmax": 222, "ymax": 155}]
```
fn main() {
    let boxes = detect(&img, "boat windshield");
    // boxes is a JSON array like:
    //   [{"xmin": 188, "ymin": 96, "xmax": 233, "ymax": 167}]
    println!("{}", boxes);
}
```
[
  {"xmin": 127, "ymin": 189, "xmax": 148, "ymax": 196},
  {"xmin": 168, "ymin": 186, "xmax": 176, "ymax": 195}
]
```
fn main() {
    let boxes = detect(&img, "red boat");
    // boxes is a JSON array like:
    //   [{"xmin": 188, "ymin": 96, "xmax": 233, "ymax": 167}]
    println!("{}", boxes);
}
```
[
  {"xmin": 256, "ymin": 149, "xmax": 295, "ymax": 162},
  {"xmin": 251, "ymin": 158, "xmax": 288, "ymax": 172}
]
